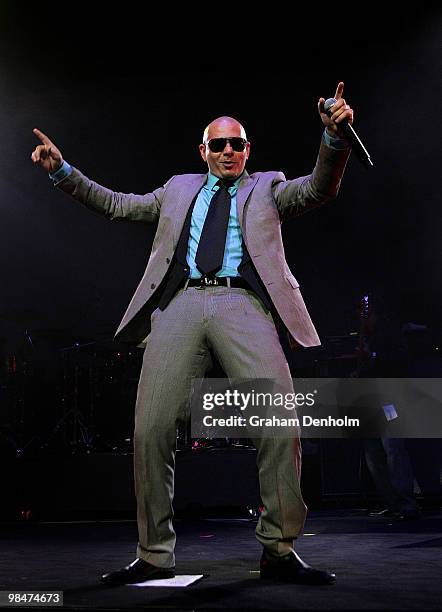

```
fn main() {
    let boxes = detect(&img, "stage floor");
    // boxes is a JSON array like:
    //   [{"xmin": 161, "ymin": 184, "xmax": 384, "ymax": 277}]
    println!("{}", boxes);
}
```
[{"xmin": 1, "ymin": 510, "xmax": 441, "ymax": 610}]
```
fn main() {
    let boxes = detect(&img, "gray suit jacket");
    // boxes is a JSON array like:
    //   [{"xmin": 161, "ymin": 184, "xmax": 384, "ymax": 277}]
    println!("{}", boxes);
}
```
[{"xmin": 56, "ymin": 139, "xmax": 350, "ymax": 347}]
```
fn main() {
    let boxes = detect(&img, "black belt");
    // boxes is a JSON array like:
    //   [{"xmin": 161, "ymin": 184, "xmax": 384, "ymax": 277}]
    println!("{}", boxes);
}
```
[{"xmin": 182, "ymin": 276, "xmax": 250, "ymax": 289}]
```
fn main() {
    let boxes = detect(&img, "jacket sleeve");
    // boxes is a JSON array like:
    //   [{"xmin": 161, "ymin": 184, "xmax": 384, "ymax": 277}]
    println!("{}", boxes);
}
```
[
  {"xmin": 272, "ymin": 140, "xmax": 351, "ymax": 218},
  {"xmin": 54, "ymin": 167, "xmax": 175, "ymax": 223}
]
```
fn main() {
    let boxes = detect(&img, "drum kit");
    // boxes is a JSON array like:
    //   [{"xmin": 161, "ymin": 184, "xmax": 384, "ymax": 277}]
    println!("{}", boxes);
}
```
[{"xmin": 0, "ymin": 308, "xmax": 141, "ymax": 456}]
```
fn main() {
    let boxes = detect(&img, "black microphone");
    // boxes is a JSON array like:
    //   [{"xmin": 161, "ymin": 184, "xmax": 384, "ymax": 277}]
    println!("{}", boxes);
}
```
[{"xmin": 324, "ymin": 98, "xmax": 373, "ymax": 169}]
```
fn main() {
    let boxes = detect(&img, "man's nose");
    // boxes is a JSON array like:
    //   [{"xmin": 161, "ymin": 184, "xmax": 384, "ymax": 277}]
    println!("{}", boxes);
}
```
[{"xmin": 222, "ymin": 142, "xmax": 234, "ymax": 155}]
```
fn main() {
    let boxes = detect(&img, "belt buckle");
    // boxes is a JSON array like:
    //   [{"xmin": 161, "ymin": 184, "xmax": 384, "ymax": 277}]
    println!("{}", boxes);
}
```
[{"xmin": 197, "ymin": 275, "xmax": 218, "ymax": 289}]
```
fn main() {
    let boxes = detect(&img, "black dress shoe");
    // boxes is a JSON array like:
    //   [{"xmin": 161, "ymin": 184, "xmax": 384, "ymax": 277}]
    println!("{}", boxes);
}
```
[
  {"xmin": 260, "ymin": 550, "xmax": 336, "ymax": 585},
  {"xmin": 101, "ymin": 558, "xmax": 175, "ymax": 586}
]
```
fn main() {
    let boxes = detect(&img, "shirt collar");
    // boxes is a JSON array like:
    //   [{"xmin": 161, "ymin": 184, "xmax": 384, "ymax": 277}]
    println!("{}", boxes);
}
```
[{"xmin": 206, "ymin": 171, "xmax": 243, "ymax": 192}]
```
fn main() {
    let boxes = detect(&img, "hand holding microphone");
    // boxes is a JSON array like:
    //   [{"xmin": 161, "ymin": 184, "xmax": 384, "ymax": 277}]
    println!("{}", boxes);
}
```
[{"xmin": 318, "ymin": 82, "xmax": 373, "ymax": 169}]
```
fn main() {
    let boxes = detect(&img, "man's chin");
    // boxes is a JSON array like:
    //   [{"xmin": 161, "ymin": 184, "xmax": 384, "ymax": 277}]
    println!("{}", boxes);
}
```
[{"xmin": 221, "ymin": 168, "xmax": 239, "ymax": 178}]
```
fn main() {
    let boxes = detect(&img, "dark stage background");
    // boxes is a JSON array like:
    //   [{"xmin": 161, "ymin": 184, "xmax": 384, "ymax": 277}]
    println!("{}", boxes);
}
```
[{"xmin": 0, "ymin": 5, "xmax": 441, "ymax": 511}]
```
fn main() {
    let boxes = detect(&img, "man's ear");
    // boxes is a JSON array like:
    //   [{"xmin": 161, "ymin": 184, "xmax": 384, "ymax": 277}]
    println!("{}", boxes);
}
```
[{"xmin": 199, "ymin": 143, "xmax": 207, "ymax": 162}]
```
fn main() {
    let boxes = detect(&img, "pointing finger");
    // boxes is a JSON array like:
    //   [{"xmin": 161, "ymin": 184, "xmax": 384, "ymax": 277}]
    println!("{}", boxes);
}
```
[
  {"xmin": 334, "ymin": 81, "xmax": 344, "ymax": 100},
  {"xmin": 33, "ymin": 128, "xmax": 53, "ymax": 146}
]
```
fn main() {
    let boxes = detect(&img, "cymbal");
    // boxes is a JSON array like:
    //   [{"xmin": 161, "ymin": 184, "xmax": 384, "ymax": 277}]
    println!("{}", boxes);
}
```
[{"xmin": 59, "ymin": 340, "xmax": 97, "ymax": 351}]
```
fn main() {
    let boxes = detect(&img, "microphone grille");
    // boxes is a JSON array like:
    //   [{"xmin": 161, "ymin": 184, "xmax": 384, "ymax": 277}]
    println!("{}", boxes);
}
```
[{"xmin": 324, "ymin": 98, "xmax": 337, "ymax": 116}]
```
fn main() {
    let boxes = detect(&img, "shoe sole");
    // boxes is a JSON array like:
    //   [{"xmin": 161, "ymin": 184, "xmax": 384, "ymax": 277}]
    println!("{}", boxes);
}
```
[{"xmin": 101, "ymin": 569, "xmax": 175, "ymax": 585}]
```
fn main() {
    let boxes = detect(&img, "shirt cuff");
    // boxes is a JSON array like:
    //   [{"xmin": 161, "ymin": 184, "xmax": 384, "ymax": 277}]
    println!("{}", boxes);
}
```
[
  {"xmin": 49, "ymin": 160, "xmax": 73, "ymax": 182},
  {"xmin": 322, "ymin": 129, "xmax": 350, "ymax": 150}
]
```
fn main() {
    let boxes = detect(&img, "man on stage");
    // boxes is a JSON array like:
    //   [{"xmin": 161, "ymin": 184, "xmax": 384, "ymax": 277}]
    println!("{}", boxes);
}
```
[{"xmin": 31, "ymin": 82, "xmax": 353, "ymax": 585}]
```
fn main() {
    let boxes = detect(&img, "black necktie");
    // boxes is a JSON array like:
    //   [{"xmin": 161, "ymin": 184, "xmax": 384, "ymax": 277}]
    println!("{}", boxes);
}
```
[{"xmin": 195, "ymin": 179, "xmax": 233, "ymax": 276}]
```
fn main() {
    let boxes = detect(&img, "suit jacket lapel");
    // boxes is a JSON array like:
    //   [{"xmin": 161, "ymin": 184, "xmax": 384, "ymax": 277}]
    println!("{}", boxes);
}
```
[
  {"xmin": 236, "ymin": 171, "xmax": 258, "ymax": 235},
  {"xmin": 172, "ymin": 174, "xmax": 207, "ymax": 247}
]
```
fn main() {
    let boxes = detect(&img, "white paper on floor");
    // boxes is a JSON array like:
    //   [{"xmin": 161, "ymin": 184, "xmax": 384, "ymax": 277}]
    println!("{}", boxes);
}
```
[{"xmin": 131, "ymin": 575, "xmax": 204, "ymax": 587}]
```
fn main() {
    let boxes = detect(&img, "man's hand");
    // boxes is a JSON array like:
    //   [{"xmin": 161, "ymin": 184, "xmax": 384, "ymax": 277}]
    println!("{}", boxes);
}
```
[
  {"xmin": 31, "ymin": 128, "xmax": 64, "ymax": 173},
  {"xmin": 318, "ymin": 82, "xmax": 354, "ymax": 139}
]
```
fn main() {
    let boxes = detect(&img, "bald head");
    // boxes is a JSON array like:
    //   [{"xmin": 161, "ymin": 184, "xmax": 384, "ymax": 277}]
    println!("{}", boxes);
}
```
[
  {"xmin": 199, "ymin": 115, "xmax": 250, "ymax": 180},
  {"xmin": 203, "ymin": 116, "xmax": 247, "ymax": 144}
]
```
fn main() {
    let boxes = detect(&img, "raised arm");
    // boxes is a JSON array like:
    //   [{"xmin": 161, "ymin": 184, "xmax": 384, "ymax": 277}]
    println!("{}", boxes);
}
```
[
  {"xmin": 31, "ymin": 128, "xmax": 164, "ymax": 223},
  {"xmin": 273, "ymin": 82, "xmax": 353, "ymax": 218}
]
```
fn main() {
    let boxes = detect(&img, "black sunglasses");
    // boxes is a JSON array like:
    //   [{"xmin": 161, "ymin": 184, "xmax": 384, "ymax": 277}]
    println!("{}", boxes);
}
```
[{"xmin": 206, "ymin": 137, "xmax": 248, "ymax": 153}]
